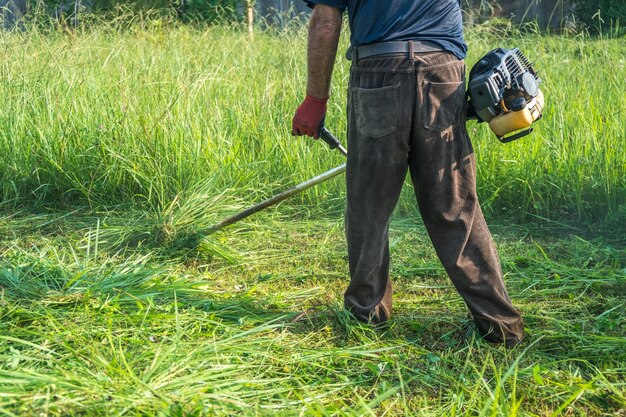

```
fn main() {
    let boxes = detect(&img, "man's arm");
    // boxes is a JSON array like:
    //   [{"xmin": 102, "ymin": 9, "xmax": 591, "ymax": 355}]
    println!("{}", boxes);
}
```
[
  {"xmin": 306, "ymin": 4, "xmax": 342, "ymax": 99},
  {"xmin": 292, "ymin": 4, "xmax": 342, "ymax": 138}
]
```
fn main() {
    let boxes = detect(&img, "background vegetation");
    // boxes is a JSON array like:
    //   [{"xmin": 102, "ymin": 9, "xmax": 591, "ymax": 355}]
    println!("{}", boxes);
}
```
[
  {"xmin": 0, "ymin": 21, "xmax": 624, "ymax": 228},
  {"xmin": 11, "ymin": 1, "xmax": 626, "ymax": 34},
  {"xmin": 572, "ymin": 0, "xmax": 626, "ymax": 33}
]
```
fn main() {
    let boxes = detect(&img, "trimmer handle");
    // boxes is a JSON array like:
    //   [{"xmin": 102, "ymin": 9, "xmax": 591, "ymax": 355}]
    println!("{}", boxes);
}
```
[
  {"xmin": 318, "ymin": 121, "xmax": 348, "ymax": 157},
  {"xmin": 319, "ymin": 127, "xmax": 341, "ymax": 149}
]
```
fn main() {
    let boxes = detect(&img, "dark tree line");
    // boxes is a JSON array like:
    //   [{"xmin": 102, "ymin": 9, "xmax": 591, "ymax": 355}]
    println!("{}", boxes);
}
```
[{"xmin": 1, "ymin": 0, "xmax": 623, "ymax": 33}]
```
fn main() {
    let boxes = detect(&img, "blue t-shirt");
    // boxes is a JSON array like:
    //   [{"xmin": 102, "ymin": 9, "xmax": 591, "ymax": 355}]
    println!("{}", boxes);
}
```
[{"xmin": 305, "ymin": 0, "xmax": 467, "ymax": 59}]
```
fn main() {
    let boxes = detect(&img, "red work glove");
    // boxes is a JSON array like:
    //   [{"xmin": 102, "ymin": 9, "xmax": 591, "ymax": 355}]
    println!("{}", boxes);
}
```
[{"xmin": 292, "ymin": 93, "xmax": 328, "ymax": 139}]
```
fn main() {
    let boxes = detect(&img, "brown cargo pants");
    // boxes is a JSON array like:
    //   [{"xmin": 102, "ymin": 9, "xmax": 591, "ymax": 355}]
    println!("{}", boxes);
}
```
[{"xmin": 343, "ymin": 51, "xmax": 525, "ymax": 346}]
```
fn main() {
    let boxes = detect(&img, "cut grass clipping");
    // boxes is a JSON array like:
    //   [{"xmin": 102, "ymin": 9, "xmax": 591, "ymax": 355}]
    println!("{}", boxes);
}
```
[{"xmin": 1, "ymin": 213, "xmax": 624, "ymax": 415}]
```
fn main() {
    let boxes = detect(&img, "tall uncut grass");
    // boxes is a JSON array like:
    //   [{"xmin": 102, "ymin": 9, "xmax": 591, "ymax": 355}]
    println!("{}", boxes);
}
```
[{"xmin": 0, "ymin": 20, "xmax": 623, "ymax": 228}]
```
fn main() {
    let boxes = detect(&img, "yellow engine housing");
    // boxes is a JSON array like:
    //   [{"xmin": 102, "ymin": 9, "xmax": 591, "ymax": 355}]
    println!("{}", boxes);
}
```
[{"xmin": 488, "ymin": 90, "xmax": 544, "ymax": 139}]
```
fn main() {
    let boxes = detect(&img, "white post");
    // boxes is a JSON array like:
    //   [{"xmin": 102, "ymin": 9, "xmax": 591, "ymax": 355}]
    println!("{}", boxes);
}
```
[{"xmin": 246, "ymin": 0, "xmax": 254, "ymax": 37}]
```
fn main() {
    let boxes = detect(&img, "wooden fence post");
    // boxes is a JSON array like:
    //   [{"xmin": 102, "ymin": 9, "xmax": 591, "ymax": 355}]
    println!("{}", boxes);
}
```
[{"xmin": 246, "ymin": 0, "xmax": 254, "ymax": 37}]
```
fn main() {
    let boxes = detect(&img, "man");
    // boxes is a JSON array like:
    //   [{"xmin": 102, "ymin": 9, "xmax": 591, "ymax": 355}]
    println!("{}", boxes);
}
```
[{"xmin": 291, "ymin": 0, "xmax": 525, "ymax": 347}]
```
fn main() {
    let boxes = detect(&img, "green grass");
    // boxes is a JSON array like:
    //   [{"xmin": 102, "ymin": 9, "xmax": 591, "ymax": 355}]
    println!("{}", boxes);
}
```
[
  {"xmin": 0, "ymin": 212, "xmax": 624, "ymax": 416},
  {"xmin": 0, "ymin": 19, "xmax": 624, "ymax": 416},
  {"xmin": 0, "ymin": 23, "xmax": 624, "ymax": 226}
]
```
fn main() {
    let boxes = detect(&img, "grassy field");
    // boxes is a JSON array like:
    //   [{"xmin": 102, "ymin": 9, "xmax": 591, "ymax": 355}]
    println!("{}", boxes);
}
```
[
  {"xmin": 0, "ymin": 21, "xmax": 624, "ymax": 416},
  {"xmin": 0, "ymin": 23, "xmax": 624, "ymax": 225}
]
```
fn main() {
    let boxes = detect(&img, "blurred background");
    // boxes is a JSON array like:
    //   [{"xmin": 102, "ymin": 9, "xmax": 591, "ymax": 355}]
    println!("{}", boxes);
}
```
[{"xmin": 1, "ymin": 0, "xmax": 623, "ymax": 34}]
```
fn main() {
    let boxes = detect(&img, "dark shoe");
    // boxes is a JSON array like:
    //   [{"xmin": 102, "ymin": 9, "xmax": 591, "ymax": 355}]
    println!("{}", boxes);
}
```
[
  {"xmin": 471, "ymin": 313, "xmax": 525, "ymax": 349},
  {"xmin": 344, "ymin": 279, "xmax": 393, "ymax": 326},
  {"xmin": 481, "ymin": 329, "xmax": 525, "ymax": 348},
  {"xmin": 344, "ymin": 305, "xmax": 387, "ymax": 325},
  {"xmin": 344, "ymin": 301, "xmax": 390, "ymax": 327}
]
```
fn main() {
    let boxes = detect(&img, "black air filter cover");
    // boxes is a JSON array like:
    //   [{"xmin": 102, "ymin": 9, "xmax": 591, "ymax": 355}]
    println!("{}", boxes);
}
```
[{"xmin": 468, "ymin": 48, "xmax": 539, "ymax": 122}]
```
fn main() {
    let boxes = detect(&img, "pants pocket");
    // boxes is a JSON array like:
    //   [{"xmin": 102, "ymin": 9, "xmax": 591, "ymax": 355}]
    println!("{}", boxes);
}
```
[
  {"xmin": 353, "ymin": 83, "xmax": 400, "ymax": 139},
  {"xmin": 423, "ymin": 80, "xmax": 464, "ymax": 131}
]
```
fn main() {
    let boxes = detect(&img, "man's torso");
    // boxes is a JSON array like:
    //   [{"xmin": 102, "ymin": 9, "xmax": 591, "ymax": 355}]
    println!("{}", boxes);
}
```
[{"xmin": 306, "ymin": 0, "xmax": 467, "ymax": 59}]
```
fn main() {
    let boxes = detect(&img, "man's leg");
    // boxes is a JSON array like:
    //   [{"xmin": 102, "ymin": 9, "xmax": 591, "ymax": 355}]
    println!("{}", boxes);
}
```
[
  {"xmin": 409, "ymin": 52, "xmax": 524, "ymax": 345},
  {"xmin": 343, "ymin": 57, "xmax": 414, "ymax": 324}
]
